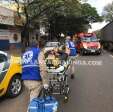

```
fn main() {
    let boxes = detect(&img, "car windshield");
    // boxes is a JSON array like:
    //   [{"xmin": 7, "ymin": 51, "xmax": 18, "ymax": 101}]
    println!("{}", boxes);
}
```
[
  {"xmin": 0, "ymin": 54, "xmax": 7, "ymax": 63},
  {"xmin": 81, "ymin": 37, "xmax": 98, "ymax": 42},
  {"xmin": 45, "ymin": 42, "xmax": 59, "ymax": 47}
]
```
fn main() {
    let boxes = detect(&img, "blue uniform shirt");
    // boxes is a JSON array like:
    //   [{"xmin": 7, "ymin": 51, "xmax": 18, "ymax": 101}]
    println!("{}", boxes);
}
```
[
  {"xmin": 22, "ymin": 47, "xmax": 42, "ymax": 80},
  {"xmin": 66, "ymin": 41, "xmax": 77, "ymax": 56}
]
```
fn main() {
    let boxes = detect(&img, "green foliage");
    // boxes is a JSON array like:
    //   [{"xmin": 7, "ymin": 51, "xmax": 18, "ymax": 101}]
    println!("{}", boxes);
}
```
[
  {"xmin": 14, "ymin": 0, "xmax": 101, "ymax": 37},
  {"xmin": 50, "ymin": 2, "xmax": 101, "ymax": 35},
  {"xmin": 81, "ymin": 3, "xmax": 102, "ymax": 23}
]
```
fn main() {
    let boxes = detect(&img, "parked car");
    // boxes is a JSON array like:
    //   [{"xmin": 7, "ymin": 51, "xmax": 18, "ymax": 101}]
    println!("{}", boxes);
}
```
[
  {"xmin": 44, "ymin": 42, "xmax": 61, "ymax": 53},
  {"xmin": 0, "ymin": 51, "xmax": 22, "ymax": 97},
  {"xmin": 76, "ymin": 33, "xmax": 101, "ymax": 55}
]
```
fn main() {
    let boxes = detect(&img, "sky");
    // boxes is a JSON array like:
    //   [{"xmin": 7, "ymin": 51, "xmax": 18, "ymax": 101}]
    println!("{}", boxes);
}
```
[
  {"xmin": 87, "ymin": 0, "xmax": 113, "ymax": 32},
  {"xmin": 87, "ymin": 0, "xmax": 113, "ymax": 15}
]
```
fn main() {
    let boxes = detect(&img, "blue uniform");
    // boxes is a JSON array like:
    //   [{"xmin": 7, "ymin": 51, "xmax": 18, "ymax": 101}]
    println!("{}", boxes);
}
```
[
  {"xmin": 66, "ymin": 41, "xmax": 76, "ymax": 56},
  {"xmin": 22, "ymin": 47, "xmax": 41, "ymax": 81}
]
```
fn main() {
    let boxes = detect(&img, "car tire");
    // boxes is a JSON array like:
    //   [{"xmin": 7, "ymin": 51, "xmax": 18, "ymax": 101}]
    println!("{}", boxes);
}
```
[
  {"xmin": 7, "ymin": 74, "xmax": 22, "ymax": 97},
  {"xmin": 97, "ymin": 51, "xmax": 101, "ymax": 55},
  {"xmin": 97, "ymin": 53, "xmax": 101, "ymax": 55}
]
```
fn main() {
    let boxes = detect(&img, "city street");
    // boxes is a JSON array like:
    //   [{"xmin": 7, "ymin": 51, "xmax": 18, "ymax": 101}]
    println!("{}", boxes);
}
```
[
  {"xmin": 0, "ymin": 0, "xmax": 113, "ymax": 112},
  {"xmin": 1, "ymin": 51, "xmax": 113, "ymax": 112}
]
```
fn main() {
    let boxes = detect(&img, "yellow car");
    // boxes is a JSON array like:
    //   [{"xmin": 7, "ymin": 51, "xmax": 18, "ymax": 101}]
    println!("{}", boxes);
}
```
[{"xmin": 0, "ymin": 51, "xmax": 22, "ymax": 97}]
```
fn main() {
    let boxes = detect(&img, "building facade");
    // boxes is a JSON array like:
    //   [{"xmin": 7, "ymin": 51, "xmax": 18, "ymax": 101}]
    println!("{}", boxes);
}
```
[{"xmin": 0, "ymin": 6, "xmax": 22, "ymax": 50}]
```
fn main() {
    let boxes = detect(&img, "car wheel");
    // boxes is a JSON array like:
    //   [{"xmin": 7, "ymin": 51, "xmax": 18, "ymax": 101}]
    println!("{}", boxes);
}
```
[
  {"xmin": 97, "ymin": 53, "xmax": 101, "ymax": 55},
  {"xmin": 97, "ymin": 51, "xmax": 101, "ymax": 55},
  {"xmin": 7, "ymin": 75, "xmax": 22, "ymax": 97}
]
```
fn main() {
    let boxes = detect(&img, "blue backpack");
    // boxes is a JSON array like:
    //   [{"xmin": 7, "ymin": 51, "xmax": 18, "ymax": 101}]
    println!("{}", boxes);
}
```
[{"xmin": 28, "ymin": 96, "xmax": 58, "ymax": 112}]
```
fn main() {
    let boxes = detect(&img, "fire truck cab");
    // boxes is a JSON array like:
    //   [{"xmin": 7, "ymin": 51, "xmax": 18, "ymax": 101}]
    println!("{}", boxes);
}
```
[{"xmin": 76, "ymin": 33, "xmax": 101, "ymax": 55}]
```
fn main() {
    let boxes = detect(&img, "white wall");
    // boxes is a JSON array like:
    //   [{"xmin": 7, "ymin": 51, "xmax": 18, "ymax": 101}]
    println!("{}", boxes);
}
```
[
  {"xmin": 9, "ymin": 31, "xmax": 21, "ymax": 43},
  {"xmin": 0, "ymin": 29, "xmax": 9, "ymax": 40},
  {"xmin": 0, "ymin": 29, "xmax": 21, "ymax": 43}
]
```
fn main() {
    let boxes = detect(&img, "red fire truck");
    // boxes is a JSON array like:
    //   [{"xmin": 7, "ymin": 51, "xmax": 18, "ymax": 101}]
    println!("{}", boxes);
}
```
[{"xmin": 76, "ymin": 33, "xmax": 101, "ymax": 55}]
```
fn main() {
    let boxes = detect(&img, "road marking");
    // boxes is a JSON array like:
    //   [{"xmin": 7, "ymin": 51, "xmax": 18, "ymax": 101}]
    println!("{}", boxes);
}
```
[{"xmin": 109, "ymin": 54, "xmax": 113, "ymax": 58}]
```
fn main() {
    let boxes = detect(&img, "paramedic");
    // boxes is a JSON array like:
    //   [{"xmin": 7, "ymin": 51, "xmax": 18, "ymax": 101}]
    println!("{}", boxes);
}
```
[
  {"xmin": 22, "ymin": 39, "xmax": 49, "ymax": 101},
  {"xmin": 65, "ymin": 36, "xmax": 77, "ymax": 79}
]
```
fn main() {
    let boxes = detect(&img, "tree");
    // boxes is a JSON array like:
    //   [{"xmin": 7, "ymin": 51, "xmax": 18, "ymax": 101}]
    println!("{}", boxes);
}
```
[
  {"xmin": 102, "ymin": 2, "xmax": 113, "ymax": 22},
  {"xmin": 81, "ymin": 3, "xmax": 102, "ymax": 23},
  {"xmin": 46, "ymin": 0, "xmax": 82, "ymax": 38},
  {"xmin": 14, "ymin": 0, "xmax": 82, "ymax": 37},
  {"xmin": 14, "ymin": 0, "xmax": 60, "ymax": 39},
  {"xmin": 50, "ymin": 2, "xmax": 102, "ymax": 37},
  {"xmin": 14, "ymin": 0, "xmax": 101, "ymax": 41}
]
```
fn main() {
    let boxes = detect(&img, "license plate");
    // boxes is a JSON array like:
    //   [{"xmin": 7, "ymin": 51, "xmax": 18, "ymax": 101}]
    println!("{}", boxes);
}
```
[{"xmin": 91, "ymin": 50, "xmax": 95, "ymax": 52}]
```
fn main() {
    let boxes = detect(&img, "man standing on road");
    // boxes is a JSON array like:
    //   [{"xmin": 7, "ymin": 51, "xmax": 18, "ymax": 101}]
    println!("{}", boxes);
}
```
[
  {"xmin": 65, "ymin": 35, "xmax": 77, "ymax": 79},
  {"xmin": 22, "ymin": 39, "xmax": 49, "ymax": 101}
]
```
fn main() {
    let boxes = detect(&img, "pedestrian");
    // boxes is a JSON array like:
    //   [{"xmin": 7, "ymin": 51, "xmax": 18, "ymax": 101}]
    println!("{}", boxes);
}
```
[
  {"xmin": 65, "ymin": 35, "xmax": 77, "ymax": 79},
  {"xmin": 22, "ymin": 39, "xmax": 49, "ymax": 102}
]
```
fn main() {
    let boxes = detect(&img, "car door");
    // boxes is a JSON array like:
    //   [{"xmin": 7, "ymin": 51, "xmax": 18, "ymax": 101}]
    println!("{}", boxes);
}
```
[{"xmin": 0, "ymin": 53, "xmax": 9, "ymax": 83}]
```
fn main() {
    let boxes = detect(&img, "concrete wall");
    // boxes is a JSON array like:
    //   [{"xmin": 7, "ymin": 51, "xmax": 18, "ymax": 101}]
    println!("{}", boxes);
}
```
[{"xmin": 0, "ymin": 29, "xmax": 21, "ymax": 50}]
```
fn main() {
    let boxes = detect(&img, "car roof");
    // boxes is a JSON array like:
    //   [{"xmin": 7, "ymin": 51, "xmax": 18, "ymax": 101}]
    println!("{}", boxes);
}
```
[{"xmin": 0, "ymin": 51, "xmax": 7, "ymax": 56}]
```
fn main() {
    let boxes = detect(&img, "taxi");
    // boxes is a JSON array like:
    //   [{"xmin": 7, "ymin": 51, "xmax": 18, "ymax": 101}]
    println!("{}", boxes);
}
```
[{"xmin": 0, "ymin": 51, "xmax": 22, "ymax": 97}]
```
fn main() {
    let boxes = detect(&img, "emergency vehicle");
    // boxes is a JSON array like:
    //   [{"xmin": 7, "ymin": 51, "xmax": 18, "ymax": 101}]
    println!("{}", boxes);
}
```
[{"xmin": 76, "ymin": 33, "xmax": 101, "ymax": 55}]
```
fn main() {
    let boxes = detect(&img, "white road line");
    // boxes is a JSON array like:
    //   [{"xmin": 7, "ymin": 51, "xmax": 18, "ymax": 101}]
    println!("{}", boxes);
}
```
[{"xmin": 109, "ymin": 54, "xmax": 113, "ymax": 58}]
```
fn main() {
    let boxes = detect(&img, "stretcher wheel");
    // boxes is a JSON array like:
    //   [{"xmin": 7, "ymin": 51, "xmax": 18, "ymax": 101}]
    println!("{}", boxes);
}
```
[
  {"xmin": 64, "ymin": 96, "xmax": 69, "ymax": 103},
  {"xmin": 63, "ymin": 86, "xmax": 70, "ymax": 103}
]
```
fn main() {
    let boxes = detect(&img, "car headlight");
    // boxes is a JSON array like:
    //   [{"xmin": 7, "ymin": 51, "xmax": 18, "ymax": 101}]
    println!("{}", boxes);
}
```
[
  {"xmin": 83, "ymin": 44, "xmax": 87, "ymax": 49},
  {"xmin": 98, "ymin": 43, "xmax": 101, "ymax": 49}
]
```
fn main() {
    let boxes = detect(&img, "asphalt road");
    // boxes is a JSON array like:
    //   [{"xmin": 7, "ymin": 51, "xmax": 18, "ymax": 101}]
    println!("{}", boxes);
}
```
[{"xmin": 1, "ymin": 51, "xmax": 113, "ymax": 112}]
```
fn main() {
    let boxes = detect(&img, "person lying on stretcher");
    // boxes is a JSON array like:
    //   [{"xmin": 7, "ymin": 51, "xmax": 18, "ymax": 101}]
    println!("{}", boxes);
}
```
[{"xmin": 45, "ymin": 48, "xmax": 69, "ymax": 73}]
